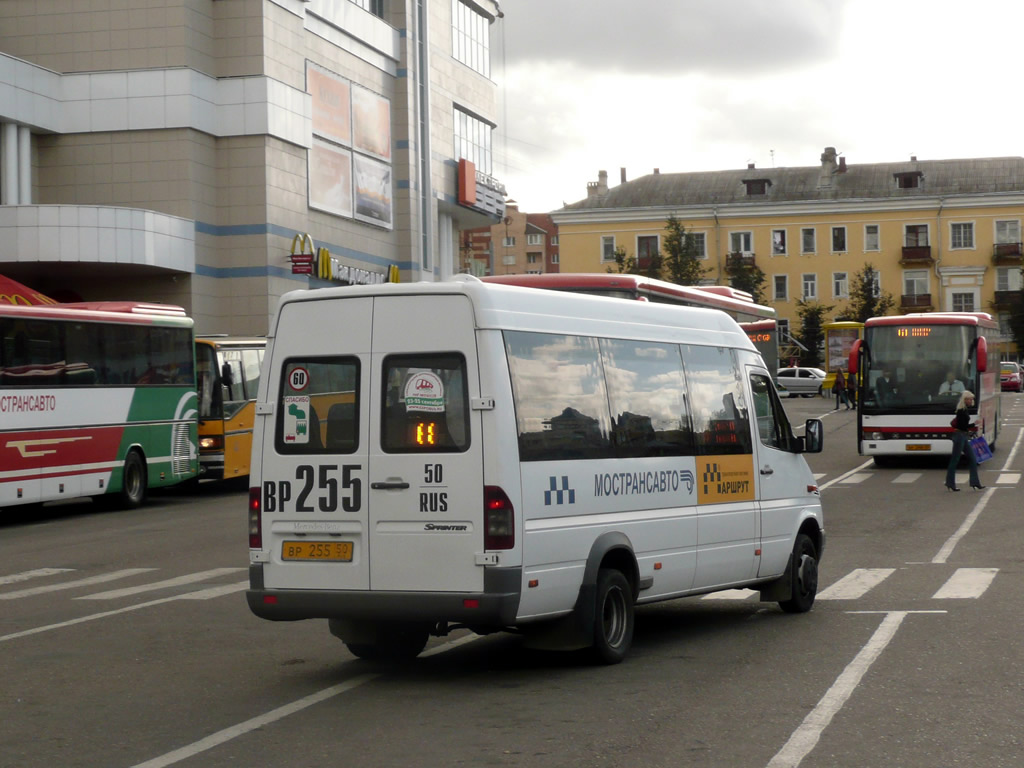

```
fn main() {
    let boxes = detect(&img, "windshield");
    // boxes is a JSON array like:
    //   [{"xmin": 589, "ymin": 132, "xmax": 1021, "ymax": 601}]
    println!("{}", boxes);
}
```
[{"xmin": 863, "ymin": 324, "xmax": 975, "ymax": 413}]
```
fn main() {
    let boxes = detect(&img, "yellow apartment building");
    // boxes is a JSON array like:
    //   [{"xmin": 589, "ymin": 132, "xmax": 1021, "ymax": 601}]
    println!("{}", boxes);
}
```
[{"xmin": 551, "ymin": 149, "xmax": 1024, "ymax": 359}]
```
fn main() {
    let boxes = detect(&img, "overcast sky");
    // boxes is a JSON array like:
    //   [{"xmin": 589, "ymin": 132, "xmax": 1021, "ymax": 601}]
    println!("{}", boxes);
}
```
[{"xmin": 492, "ymin": 0, "xmax": 1022, "ymax": 212}]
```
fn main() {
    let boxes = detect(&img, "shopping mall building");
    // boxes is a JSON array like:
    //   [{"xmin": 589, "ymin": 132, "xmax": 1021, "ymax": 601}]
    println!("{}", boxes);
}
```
[{"xmin": 0, "ymin": 0, "xmax": 505, "ymax": 334}]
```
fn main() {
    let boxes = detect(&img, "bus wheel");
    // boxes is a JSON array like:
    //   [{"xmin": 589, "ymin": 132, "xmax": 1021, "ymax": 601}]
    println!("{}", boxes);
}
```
[
  {"xmin": 344, "ymin": 624, "xmax": 429, "ymax": 661},
  {"xmin": 591, "ymin": 568, "xmax": 634, "ymax": 664},
  {"xmin": 119, "ymin": 450, "xmax": 148, "ymax": 509},
  {"xmin": 779, "ymin": 534, "xmax": 818, "ymax": 614}
]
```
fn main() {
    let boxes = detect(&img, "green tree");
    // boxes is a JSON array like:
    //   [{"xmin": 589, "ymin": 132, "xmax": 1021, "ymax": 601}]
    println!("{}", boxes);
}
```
[
  {"xmin": 1006, "ymin": 291, "xmax": 1024, "ymax": 358},
  {"xmin": 605, "ymin": 245, "xmax": 637, "ymax": 275},
  {"xmin": 728, "ymin": 262, "xmax": 767, "ymax": 305},
  {"xmin": 795, "ymin": 299, "xmax": 834, "ymax": 368},
  {"xmin": 841, "ymin": 263, "xmax": 895, "ymax": 322},
  {"xmin": 662, "ymin": 215, "xmax": 708, "ymax": 286}
]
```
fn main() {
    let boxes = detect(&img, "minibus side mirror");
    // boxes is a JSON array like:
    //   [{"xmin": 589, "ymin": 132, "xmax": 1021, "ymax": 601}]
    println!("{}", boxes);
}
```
[{"xmin": 801, "ymin": 419, "xmax": 824, "ymax": 454}]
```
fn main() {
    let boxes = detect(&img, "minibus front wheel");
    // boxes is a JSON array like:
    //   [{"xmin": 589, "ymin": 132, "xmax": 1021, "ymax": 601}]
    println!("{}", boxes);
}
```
[
  {"xmin": 591, "ymin": 568, "xmax": 634, "ymax": 664},
  {"xmin": 778, "ymin": 534, "xmax": 819, "ymax": 614}
]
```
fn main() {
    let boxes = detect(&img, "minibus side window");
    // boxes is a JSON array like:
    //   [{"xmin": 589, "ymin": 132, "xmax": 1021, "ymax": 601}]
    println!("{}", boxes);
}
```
[
  {"xmin": 381, "ymin": 353, "xmax": 469, "ymax": 453},
  {"xmin": 600, "ymin": 338, "xmax": 693, "ymax": 457},
  {"xmin": 275, "ymin": 357, "xmax": 359, "ymax": 454},
  {"xmin": 505, "ymin": 331, "xmax": 614, "ymax": 461},
  {"xmin": 682, "ymin": 345, "xmax": 753, "ymax": 456},
  {"xmin": 750, "ymin": 373, "xmax": 794, "ymax": 450}
]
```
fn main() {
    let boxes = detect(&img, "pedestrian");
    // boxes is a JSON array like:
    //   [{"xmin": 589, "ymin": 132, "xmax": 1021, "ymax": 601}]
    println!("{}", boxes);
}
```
[
  {"xmin": 945, "ymin": 391, "xmax": 983, "ymax": 492},
  {"xmin": 833, "ymin": 368, "xmax": 849, "ymax": 410},
  {"xmin": 846, "ymin": 369, "xmax": 857, "ymax": 408}
]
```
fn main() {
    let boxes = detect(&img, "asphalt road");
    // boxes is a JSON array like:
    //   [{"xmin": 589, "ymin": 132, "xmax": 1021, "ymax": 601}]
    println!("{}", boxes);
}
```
[{"xmin": 2, "ymin": 393, "xmax": 1022, "ymax": 768}]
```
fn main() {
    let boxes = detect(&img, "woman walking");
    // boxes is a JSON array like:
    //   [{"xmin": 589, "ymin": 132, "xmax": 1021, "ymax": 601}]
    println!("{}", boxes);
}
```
[
  {"xmin": 833, "ymin": 368, "xmax": 850, "ymax": 410},
  {"xmin": 945, "ymin": 391, "xmax": 984, "ymax": 492}
]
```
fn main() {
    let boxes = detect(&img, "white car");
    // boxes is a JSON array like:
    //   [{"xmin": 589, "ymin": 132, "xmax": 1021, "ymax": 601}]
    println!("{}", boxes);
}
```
[{"xmin": 777, "ymin": 367, "xmax": 826, "ymax": 397}]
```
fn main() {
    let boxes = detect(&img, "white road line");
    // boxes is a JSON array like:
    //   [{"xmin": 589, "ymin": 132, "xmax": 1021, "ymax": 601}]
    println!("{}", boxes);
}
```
[
  {"xmin": 840, "ymin": 473, "xmax": 871, "ymax": 484},
  {"xmin": 813, "ymin": 473, "xmax": 826, "ymax": 481},
  {"xmin": 177, "ymin": 581, "xmax": 249, "ymax": 600},
  {"xmin": 128, "ymin": 674, "xmax": 380, "ymax": 768},
  {"xmin": 818, "ymin": 460, "xmax": 873, "ymax": 492},
  {"xmin": 766, "ymin": 611, "xmax": 908, "ymax": 768},
  {"xmin": 998, "ymin": 425, "xmax": 1024, "ymax": 471},
  {"xmin": 701, "ymin": 588, "xmax": 758, "ymax": 600},
  {"xmin": 77, "ymin": 568, "xmax": 246, "ymax": 600},
  {"xmin": 0, "ymin": 569, "xmax": 156, "ymax": 600},
  {"xmin": 996, "ymin": 473, "xmax": 1021, "ymax": 484},
  {"xmin": 932, "ymin": 568, "xmax": 999, "ymax": 599},
  {"xmin": 932, "ymin": 487, "xmax": 997, "ymax": 564},
  {"xmin": 892, "ymin": 473, "xmax": 921, "ymax": 484},
  {"xmin": 0, "ymin": 568, "xmax": 74, "ymax": 586},
  {"xmin": 817, "ymin": 569, "xmax": 895, "ymax": 600}
]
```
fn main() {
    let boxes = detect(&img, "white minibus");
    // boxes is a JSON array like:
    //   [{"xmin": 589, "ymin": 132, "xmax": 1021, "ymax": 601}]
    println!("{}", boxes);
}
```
[{"xmin": 246, "ymin": 276, "xmax": 825, "ymax": 663}]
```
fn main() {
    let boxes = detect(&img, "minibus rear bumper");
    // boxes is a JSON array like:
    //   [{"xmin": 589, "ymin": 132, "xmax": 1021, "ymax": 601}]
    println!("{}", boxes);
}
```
[{"xmin": 246, "ymin": 564, "xmax": 522, "ymax": 627}]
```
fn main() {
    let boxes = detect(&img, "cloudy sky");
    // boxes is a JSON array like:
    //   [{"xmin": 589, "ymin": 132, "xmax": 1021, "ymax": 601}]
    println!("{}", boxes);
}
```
[{"xmin": 493, "ymin": 0, "xmax": 1022, "ymax": 212}]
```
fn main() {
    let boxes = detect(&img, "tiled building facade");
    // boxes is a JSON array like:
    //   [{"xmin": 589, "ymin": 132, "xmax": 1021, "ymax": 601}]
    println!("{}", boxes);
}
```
[
  {"xmin": 553, "ymin": 150, "xmax": 1024, "ymax": 358},
  {"xmin": 0, "ymin": 0, "xmax": 505, "ymax": 334}
]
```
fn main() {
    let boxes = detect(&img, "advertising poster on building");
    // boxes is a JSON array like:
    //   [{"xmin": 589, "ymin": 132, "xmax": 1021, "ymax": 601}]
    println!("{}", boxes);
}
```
[
  {"xmin": 307, "ymin": 63, "xmax": 351, "ymax": 147},
  {"xmin": 354, "ymin": 154, "xmax": 392, "ymax": 228},
  {"xmin": 309, "ymin": 138, "xmax": 353, "ymax": 219},
  {"xmin": 352, "ymin": 85, "xmax": 391, "ymax": 162}
]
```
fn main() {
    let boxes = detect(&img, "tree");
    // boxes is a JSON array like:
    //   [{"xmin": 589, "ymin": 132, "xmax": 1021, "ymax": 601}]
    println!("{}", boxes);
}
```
[
  {"xmin": 795, "ymin": 299, "xmax": 834, "ymax": 368},
  {"xmin": 728, "ymin": 262, "xmax": 767, "ymax": 305},
  {"xmin": 842, "ymin": 263, "xmax": 895, "ymax": 322},
  {"xmin": 605, "ymin": 245, "xmax": 637, "ymax": 275},
  {"xmin": 1006, "ymin": 291, "xmax": 1024, "ymax": 357},
  {"xmin": 662, "ymin": 215, "xmax": 708, "ymax": 286}
]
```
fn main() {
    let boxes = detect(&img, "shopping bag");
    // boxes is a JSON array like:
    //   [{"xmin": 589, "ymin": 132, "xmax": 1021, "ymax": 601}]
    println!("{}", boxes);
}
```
[{"xmin": 969, "ymin": 435, "xmax": 992, "ymax": 464}]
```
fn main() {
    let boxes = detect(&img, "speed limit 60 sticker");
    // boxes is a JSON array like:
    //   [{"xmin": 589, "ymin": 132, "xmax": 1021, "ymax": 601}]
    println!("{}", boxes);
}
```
[{"xmin": 289, "ymin": 366, "xmax": 310, "ymax": 391}]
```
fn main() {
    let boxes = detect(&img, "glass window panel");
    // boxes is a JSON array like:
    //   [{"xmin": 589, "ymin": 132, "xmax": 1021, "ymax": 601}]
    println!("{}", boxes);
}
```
[
  {"xmin": 382, "ymin": 354, "xmax": 469, "ymax": 453},
  {"xmin": 276, "ymin": 357, "xmax": 360, "ymax": 454},
  {"xmin": 682, "ymin": 345, "xmax": 752, "ymax": 455}
]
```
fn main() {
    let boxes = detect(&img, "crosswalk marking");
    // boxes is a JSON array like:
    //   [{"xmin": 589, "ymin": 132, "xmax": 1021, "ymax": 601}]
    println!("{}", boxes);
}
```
[
  {"xmin": 0, "ymin": 568, "xmax": 75, "ymax": 586},
  {"xmin": 0, "ymin": 569, "xmax": 156, "ymax": 600},
  {"xmin": 842, "ymin": 473, "xmax": 871, "ymax": 484},
  {"xmin": 892, "ymin": 473, "xmax": 921, "ymax": 484},
  {"xmin": 997, "ymin": 473, "xmax": 1021, "ymax": 484},
  {"xmin": 177, "ymin": 581, "xmax": 249, "ymax": 600},
  {"xmin": 817, "ymin": 568, "xmax": 895, "ymax": 600},
  {"xmin": 77, "ymin": 568, "xmax": 246, "ymax": 600},
  {"xmin": 932, "ymin": 568, "xmax": 999, "ymax": 599}
]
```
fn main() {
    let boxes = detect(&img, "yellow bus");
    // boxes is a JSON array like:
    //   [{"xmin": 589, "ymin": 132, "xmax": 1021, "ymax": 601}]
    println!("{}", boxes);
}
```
[{"xmin": 195, "ymin": 335, "xmax": 266, "ymax": 481}]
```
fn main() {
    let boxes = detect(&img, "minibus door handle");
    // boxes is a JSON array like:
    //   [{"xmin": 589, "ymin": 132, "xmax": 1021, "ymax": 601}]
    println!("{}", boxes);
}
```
[
  {"xmin": 759, "ymin": 465, "xmax": 774, "ymax": 476},
  {"xmin": 371, "ymin": 480, "xmax": 410, "ymax": 490}
]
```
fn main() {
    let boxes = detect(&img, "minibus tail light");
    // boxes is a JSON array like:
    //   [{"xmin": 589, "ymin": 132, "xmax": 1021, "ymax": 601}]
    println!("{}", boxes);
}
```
[
  {"xmin": 249, "ymin": 487, "xmax": 262, "ymax": 549},
  {"xmin": 484, "ymin": 485, "xmax": 514, "ymax": 550}
]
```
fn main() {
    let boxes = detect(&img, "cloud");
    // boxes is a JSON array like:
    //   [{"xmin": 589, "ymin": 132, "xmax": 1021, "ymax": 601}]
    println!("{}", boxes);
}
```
[{"xmin": 498, "ymin": 0, "xmax": 846, "ymax": 76}]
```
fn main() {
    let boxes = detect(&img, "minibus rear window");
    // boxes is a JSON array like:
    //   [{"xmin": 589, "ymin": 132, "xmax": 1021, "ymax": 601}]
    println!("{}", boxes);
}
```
[
  {"xmin": 381, "ymin": 354, "xmax": 470, "ymax": 453},
  {"xmin": 275, "ymin": 357, "xmax": 359, "ymax": 454}
]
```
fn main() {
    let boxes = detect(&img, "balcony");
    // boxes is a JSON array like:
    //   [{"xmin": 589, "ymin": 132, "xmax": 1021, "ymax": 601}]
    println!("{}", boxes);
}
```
[
  {"xmin": 725, "ymin": 252, "xmax": 756, "ymax": 272},
  {"xmin": 900, "ymin": 245, "xmax": 933, "ymax": 265},
  {"xmin": 900, "ymin": 293, "xmax": 933, "ymax": 310},
  {"xmin": 992, "ymin": 242, "xmax": 1024, "ymax": 265},
  {"xmin": 992, "ymin": 290, "xmax": 1022, "ymax": 309}
]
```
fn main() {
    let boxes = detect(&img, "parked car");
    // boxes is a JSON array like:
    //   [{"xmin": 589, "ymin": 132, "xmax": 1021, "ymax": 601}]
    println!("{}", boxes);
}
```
[
  {"xmin": 1001, "ymin": 362, "xmax": 1023, "ymax": 392},
  {"xmin": 777, "ymin": 366, "xmax": 827, "ymax": 397}
]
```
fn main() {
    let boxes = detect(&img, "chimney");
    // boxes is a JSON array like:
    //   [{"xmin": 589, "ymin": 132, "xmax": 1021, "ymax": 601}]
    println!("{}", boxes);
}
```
[
  {"xmin": 620, "ymin": 167, "xmax": 627, "ymax": 183},
  {"xmin": 587, "ymin": 170, "xmax": 609, "ymax": 198},
  {"xmin": 653, "ymin": 168, "xmax": 659, "ymax": 175},
  {"xmin": 818, "ymin": 146, "xmax": 838, "ymax": 188},
  {"xmin": 910, "ymin": 155, "xmax": 917, "ymax": 162},
  {"xmin": 838, "ymin": 156, "xmax": 847, "ymax": 173},
  {"xmin": 748, "ymin": 162, "xmax": 755, "ymax": 170}
]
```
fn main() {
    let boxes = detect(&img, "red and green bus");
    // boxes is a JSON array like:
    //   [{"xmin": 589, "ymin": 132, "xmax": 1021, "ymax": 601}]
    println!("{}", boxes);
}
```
[{"xmin": 1, "ymin": 301, "xmax": 198, "ymax": 510}]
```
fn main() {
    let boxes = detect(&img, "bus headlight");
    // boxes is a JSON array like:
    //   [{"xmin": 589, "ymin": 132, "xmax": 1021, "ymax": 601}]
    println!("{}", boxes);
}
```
[{"xmin": 200, "ymin": 436, "xmax": 223, "ymax": 451}]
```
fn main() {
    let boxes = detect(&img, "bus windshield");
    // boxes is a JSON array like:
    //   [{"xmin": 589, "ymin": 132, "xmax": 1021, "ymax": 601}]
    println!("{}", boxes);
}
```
[{"xmin": 863, "ymin": 324, "xmax": 975, "ymax": 413}]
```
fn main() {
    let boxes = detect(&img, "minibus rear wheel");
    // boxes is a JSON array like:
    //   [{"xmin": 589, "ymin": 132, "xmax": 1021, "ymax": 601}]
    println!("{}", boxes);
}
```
[
  {"xmin": 779, "ymin": 534, "xmax": 818, "ymax": 614},
  {"xmin": 591, "ymin": 568, "xmax": 634, "ymax": 664}
]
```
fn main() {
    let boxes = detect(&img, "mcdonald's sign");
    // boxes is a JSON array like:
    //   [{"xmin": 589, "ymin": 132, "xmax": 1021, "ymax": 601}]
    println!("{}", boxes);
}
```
[{"xmin": 289, "ymin": 233, "xmax": 315, "ymax": 275}]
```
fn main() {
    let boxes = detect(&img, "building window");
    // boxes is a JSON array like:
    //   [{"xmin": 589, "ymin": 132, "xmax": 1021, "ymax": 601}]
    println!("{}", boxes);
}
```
[
  {"xmin": 870, "ymin": 272, "xmax": 881, "ymax": 298},
  {"xmin": 895, "ymin": 171, "xmax": 922, "ymax": 189},
  {"xmin": 802, "ymin": 273, "xmax": 817, "ymax": 300},
  {"xmin": 778, "ymin": 318, "xmax": 790, "ymax": 343},
  {"xmin": 831, "ymin": 226, "xmax": 847, "ymax": 253},
  {"xmin": 833, "ymin": 272, "xmax": 848, "ymax": 298},
  {"xmin": 551, "ymin": 253, "xmax": 559, "ymax": 264},
  {"xmin": 730, "ymin": 231, "xmax": 753, "ymax": 253},
  {"xmin": 688, "ymin": 232, "xmax": 707, "ymax": 260},
  {"xmin": 998, "ymin": 312, "xmax": 1012, "ymax": 337},
  {"xmin": 550, "ymin": 236, "xmax": 559, "ymax": 246},
  {"xmin": 905, "ymin": 224, "xmax": 929, "ymax": 246},
  {"xmin": 773, "ymin": 275, "xmax": 788, "ymax": 301},
  {"xmin": 951, "ymin": 222, "xmax": 974, "ymax": 249},
  {"xmin": 601, "ymin": 236, "xmax": 616, "ymax": 262},
  {"xmin": 743, "ymin": 179, "xmax": 770, "ymax": 195},
  {"xmin": 865, "ymin": 224, "xmax": 880, "ymax": 251},
  {"xmin": 502, "ymin": 236, "xmax": 515, "ymax": 247},
  {"xmin": 351, "ymin": 0, "xmax": 384, "ymax": 18},
  {"xmin": 451, "ymin": 0, "xmax": 490, "ymax": 77},
  {"xmin": 526, "ymin": 234, "xmax": 543, "ymax": 245},
  {"xmin": 454, "ymin": 107, "xmax": 493, "ymax": 176},
  {"xmin": 996, "ymin": 220, "xmax": 1020, "ymax": 245},
  {"xmin": 527, "ymin": 253, "xmax": 540, "ymax": 264},
  {"xmin": 997, "ymin": 267, "xmax": 1022, "ymax": 292},
  {"xmin": 801, "ymin": 228, "xmax": 816, "ymax": 253},
  {"xmin": 952, "ymin": 292, "xmax": 975, "ymax": 312},
  {"xmin": 637, "ymin": 235, "xmax": 659, "ymax": 262},
  {"xmin": 772, "ymin": 229, "xmax": 787, "ymax": 256},
  {"xmin": 904, "ymin": 269, "xmax": 928, "ymax": 296}
]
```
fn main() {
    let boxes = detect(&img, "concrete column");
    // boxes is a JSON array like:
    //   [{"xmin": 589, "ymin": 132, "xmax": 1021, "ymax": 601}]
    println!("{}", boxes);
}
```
[
  {"xmin": 18, "ymin": 126, "xmax": 31, "ymax": 204},
  {"xmin": 1, "ymin": 123, "xmax": 18, "ymax": 205}
]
